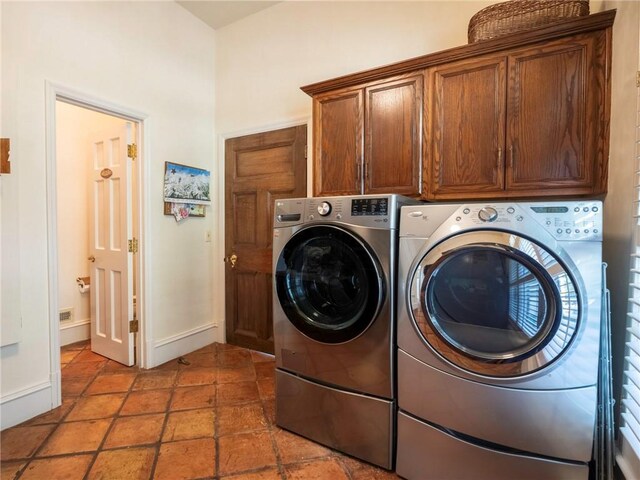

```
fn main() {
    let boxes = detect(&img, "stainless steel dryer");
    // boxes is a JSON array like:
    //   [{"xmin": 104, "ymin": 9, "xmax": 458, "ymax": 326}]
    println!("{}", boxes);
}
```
[
  {"xmin": 396, "ymin": 201, "xmax": 603, "ymax": 480},
  {"xmin": 273, "ymin": 194, "xmax": 417, "ymax": 469}
]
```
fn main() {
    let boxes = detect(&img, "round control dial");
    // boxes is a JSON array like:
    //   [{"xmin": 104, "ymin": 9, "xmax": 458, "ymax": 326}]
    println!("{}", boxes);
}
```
[
  {"xmin": 478, "ymin": 207, "xmax": 498, "ymax": 222},
  {"xmin": 317, "ymin": 201, "xmax": 332, "ymax": 216}
]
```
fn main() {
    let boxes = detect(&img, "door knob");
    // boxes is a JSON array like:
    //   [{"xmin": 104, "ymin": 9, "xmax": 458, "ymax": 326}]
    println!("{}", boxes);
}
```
[
  {"xmin": 88, "ymin": 255, "xmax": 95, "ymax": 263},
  {"xmin": 224, "ymin": 253, "xmax": 238, "ymax": 268}
]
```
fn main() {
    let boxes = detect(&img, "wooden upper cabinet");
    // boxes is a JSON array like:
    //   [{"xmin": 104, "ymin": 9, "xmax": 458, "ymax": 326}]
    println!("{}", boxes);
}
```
[
  {"xmin": 312, "ymin": 74, "xmax": 422, "ymax": 197},
  {"xmin": 425, "ymin": 56, "xmax": 506, "ymax": 198},
  {"xmin": 365, "ymin": 75, "xmax": 422, "ymax": 196},
  {"xmin": 303, "ymin": 10, "xmax": 614, "ymax": 201},
  {"xmin": 425, "ymin": 29, "xmax": 610, "ymax": 200},
  {"xmin": 506, "ymin": 32, "xmax": 607, "ymax": 195},
  {"xmin": 313, "ymin": 89, "xmax": 363, "ymax": 196}
]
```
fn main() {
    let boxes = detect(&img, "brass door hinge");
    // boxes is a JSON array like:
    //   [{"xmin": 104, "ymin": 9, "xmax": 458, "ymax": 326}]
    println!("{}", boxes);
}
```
[
  {"xmin": 304, "ymin": 144, "xmax": 308, "ymax": 160},
  {"xmin": 128, "ymin": 238, "xmax": 138, "ymax": 254},
  {"xmin": 129, "ymin": 319, "xmax": 139, "ymax": 333},
  {"xmin": 127, "ymin": 143, "xmax": 137, "ymax": 160}
]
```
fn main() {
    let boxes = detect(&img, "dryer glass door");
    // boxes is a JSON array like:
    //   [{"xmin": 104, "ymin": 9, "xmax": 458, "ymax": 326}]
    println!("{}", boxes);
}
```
[
  {"xmin": 275, "ymin": 225, "xmax": 384, "ymax": 344},
  {"xmin": 410, "ymin": 231, "xmax": 579, "ymax": 377}
]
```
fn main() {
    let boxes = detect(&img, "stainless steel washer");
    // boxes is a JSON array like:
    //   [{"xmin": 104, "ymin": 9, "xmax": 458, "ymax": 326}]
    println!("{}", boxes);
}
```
[
  {"xmin": 273, "ymin": 194, "xmax": 417, "ymax": 469},
  {"xmin": 396, "ymin": 201, "xmax": 603, "ymax": 480}
]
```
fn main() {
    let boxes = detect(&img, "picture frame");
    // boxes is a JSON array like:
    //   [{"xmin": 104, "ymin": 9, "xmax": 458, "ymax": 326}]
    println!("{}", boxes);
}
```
[
  {"xmin": 163, "ymin": 161, "xmax": 211, "ymax": 204},
  {"xmin": 163, "ymin": 202, "xmax": 206, "ymax": 217}
]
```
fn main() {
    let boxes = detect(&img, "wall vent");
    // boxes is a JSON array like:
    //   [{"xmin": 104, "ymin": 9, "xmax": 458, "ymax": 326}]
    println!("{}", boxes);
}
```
[{"xmin": 59, "ymin": 307, "xmax": 74, "ymax": 323}]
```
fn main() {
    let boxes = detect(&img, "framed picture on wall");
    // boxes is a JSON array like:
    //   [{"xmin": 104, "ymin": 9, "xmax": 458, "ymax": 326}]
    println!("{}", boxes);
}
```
[{"xmin": 163, "ymin": 162, "xmax": 211, "ymax": 204}]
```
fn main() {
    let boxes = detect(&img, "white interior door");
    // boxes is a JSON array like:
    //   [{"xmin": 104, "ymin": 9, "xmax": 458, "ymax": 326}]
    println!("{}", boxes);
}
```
[{"xmin": 89, "ymin": 122, "xmax": 134, "ymax": 366}]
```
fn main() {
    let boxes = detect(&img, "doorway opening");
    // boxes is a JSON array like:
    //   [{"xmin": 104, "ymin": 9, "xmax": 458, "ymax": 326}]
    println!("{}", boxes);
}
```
[
  {"xmin": 55, "ymin": 100, "xmax": 140, "ymax": 368},
  {"xmin": 46, "ymin": 82, "xmax": 148, "ymax": 408}
]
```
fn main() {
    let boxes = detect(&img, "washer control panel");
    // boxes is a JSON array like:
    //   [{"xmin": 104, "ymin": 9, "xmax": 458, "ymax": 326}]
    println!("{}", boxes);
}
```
[{"xmin": 274, "ymin": 195, "xmax": 418, "ymax": 230}]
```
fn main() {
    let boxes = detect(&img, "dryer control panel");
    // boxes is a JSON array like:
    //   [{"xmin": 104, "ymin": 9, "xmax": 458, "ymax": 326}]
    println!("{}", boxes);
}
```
[
  {"xmin": 400, "ymin": 201, "xmax": 603, "ymax": 242},
  {"xmin": 525, "ymin": 201, "xmax": 602, "ymax": 241}
]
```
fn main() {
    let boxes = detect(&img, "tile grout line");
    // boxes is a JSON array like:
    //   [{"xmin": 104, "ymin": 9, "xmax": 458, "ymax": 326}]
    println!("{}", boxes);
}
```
[
  {"xmin": 81, "ymin": 350, "xmax": 142, "ymax": 480},
  {"xmin": 146, "ymin": 362, "xmax": 182, "ymax": 480}
]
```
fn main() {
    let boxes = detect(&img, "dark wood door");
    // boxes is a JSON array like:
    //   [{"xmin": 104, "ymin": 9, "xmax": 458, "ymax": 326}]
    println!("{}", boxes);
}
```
[
  {"xmin": 365, "ymin": 74, "xmax": 422, "ymax": 196},
  {"xmin": 313, "ymin": 88, "xmax": 363, "ymax": 196},
  {"xmin": 225, "ymin": 125, "xmax": 307, "ymax": 353},
  {"xmin": 506, "ymin": 32, "xmax": 607, "ymax": 195},
  {"xmin": 425, "ymin": 56, "xmax": 506, "ymax": 199}
]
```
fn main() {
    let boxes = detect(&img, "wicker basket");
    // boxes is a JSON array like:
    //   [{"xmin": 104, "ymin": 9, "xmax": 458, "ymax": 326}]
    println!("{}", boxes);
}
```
[{"xmin": 468, "ymin": 0, "xmax": 590, "ymax": 43}]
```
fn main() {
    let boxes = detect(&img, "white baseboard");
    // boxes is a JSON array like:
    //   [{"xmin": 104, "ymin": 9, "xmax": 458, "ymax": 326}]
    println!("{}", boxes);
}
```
[
  {"xmin": 152, "ymin": 323, "xmax": 217, "ymax": 368},
  {"xmin": 60, "ymin": 318, "xmax": 91, "ymax": 346},
  {"xmin": 1, "ymin": 381, "xmax": 53, "ymax": 430}
]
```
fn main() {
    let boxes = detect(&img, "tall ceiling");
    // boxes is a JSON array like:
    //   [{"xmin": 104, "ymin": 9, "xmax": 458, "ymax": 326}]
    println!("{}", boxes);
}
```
[{"xmin": 177, "ymin": 1, "xmax": 280, "ymax": 30}]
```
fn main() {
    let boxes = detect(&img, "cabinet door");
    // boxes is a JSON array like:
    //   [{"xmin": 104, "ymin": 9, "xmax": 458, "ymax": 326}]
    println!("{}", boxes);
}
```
[
  {"xmin": 313, "ymin": 89, "xmax": 363, "ymax": 196},
  {"xmin": 365, "ymin": 74, "xmax": 422, "ymax": 196},
  {"xmin": 506, "ymin": 32, "xmax": 607, "ymax": 195},
  {"xmin": 425, "ymin": 56, "xmax": 506, "ymax": 199}
]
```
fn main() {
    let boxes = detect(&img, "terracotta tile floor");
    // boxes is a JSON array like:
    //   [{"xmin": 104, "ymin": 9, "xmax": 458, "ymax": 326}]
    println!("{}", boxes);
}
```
[{"xmin": 1, "ymin": 341, "xmax": 400, "ymax": 479}]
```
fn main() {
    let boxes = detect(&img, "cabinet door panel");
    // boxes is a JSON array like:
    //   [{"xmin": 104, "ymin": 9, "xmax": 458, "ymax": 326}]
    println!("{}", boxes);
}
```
[
  {"xmin": 313, "ymin": 89, "xmax": 363, "ymax": 196},
  {"xmin": 426, "ymin": 56, "xmax": 506, "ymax": 199},
  {"xmin": 365, "ymin": 75, "xmax": 422, "ymax": 196},
  {"xmin": 506, "ymin": 32, "xmax": 605, "ymax": 194}
]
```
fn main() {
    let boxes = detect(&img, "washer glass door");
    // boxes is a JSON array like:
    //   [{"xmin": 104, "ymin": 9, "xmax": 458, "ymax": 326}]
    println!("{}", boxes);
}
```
[
  {"xmin": 409, "ymin": 231, "xmax": 579, "ymax": 376},
  {"xmin": 276, "ymin": 225, "xmax": 384, "ymax": 344}
]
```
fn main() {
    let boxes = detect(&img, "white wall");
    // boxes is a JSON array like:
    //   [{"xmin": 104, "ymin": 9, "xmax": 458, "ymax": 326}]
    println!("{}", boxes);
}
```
[
  {"xmin": 0, "ymin": 1, "xmax": 216, "ymax": 428},
  {"xmin": 56, "ymin": 102, "xmax": 128, "ymax": 346}
]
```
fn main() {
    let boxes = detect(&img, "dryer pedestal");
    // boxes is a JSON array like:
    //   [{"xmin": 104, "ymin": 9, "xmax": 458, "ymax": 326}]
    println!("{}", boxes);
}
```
[
  {"xmin": 397, "ymin": 411, "xmax": 589, "ymax": 480},
  {"xmin": 276, "ymin": 369, "xmax": 394, "ymax": 469}
]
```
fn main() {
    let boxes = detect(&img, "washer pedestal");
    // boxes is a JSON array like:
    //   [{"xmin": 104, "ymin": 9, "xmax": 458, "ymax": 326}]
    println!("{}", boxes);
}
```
[{"xmin": 276, "ymin": 369, "xmax": 394, "ymax": 469}]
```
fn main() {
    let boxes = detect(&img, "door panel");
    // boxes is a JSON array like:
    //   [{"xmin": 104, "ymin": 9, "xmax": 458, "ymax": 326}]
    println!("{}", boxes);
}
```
[
  {"xmin": 506, "ymin": 34, "xmax": 601, "ymax": 192},
  {"xmin": 89, "ymin": 123, "xmax": 134, "ymax": 366},
  {"xmin": 366, "ymin": 74, "xmax": 422, "ymax": 196},
  {"xmin": 313, "ymin": 90, "xmax": 362, "ymax": 196},
  {"xmin": 225, "ymin": 125, "xmax": 307, "ymax": 353},
  {"xmin": 426, "ymin": 56, "xmax": 506, "ymax": 198}
]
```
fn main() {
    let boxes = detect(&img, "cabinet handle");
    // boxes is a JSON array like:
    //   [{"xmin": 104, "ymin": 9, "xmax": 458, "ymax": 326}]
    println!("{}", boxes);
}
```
[
  {"xmin": 509, "ymin": 145, "xmax": 514, "ymax": 168},
  {"xmin": 356, "ymin": 163, "xmax": 361, "ymax": 192},
  {"xmin": 364, "ymin": 162, "xmax": 369, "ymax": 180},
  {"xmin": 497, "ymin": 148, "xmax": 503, "ymax": 169}
]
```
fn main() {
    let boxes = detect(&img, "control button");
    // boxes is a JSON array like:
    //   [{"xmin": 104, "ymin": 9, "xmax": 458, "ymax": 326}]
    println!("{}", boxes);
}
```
[
  {"xmin": 516, "ymin": 215, "xmax": 523, "ymax": 222},
  {"xmin": 575, "ymin": 229, "xmax": 580, "ymax": 234},
  {"xmin": 408, "ymin": 211, "xmax": 423, "ymax": 218},
  {"xmin": 478, "ymin": 207, "xmax": 498, "ymax": 222},
  {"xmin": 583, "ymin": 207, "xmax": 589, "ymax": 212},
  {"xmin": 309, "ymin": 214, "xmax": 315, "ymax": 220},
  {"xmin": 463, "ymin": 208, "xmax": 470, "ymax": 214},
  {"xmin": 594, "ymin": 229, "xmax": 599, "ymax": 234},
  {"xmin": 546, "ymin": 220, "xmax": 552, "ymax": 226},
  {"xmin": 592, "ymin": 206, "xmax": 599, "ymax": 212},
  {"xmin": 565, "ymin": 228, "xmax": 571, "ymax": 234},
  {"xmin": 456, "ymin": 216, "xmax": 462, "ymax": 221},
  {"xmin": 556, "ymin": 228, "xmax": 563, "ymax": 234},
  {"xmin": 507, "ymin": 207, "xmax": 515, "ymax": 214},
  {"xmin": 584, "ymin": 229, "xmax": 589, "ymax": 234},
  {"xmin": 317, "ymin": 202, "xmax": 332, "ymax": 216},
  {"xmin": 336, "ymin": 214, "xmax": 342, "ymax": 220},
  {"xmin": 574, "ymin": 207, "xmax": 580, "ymax": 212}
]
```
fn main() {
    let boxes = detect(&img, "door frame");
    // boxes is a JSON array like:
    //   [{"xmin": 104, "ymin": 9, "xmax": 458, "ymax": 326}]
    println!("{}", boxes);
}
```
[
  {"xmin": 217, "ymin": 116, "xmax": 312, "ymax": 344},
  {"xmin": 44, "ymin": 81, "xmax": 149, "ymax": 408}
]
